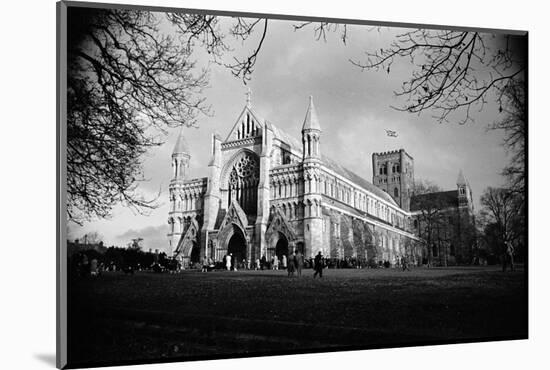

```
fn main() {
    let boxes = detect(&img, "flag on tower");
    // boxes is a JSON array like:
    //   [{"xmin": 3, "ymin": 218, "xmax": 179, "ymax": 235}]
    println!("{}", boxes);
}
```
[{"xmin": 385, "ymin": 129, "xmax": 398, "ymax": 137}]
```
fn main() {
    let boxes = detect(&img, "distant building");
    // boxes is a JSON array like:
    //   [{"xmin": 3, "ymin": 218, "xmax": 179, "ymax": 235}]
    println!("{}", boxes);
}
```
[
  {"xmin": 409, "ymin": 171, "xmax": 476, "ymax": 265},
  {"xmin": 167, "ymin": 94, "xmax": 474, "ymax": 267}
]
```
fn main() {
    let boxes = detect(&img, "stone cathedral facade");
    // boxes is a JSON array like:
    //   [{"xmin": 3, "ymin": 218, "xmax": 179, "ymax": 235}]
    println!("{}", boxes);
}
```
[{"xmin": 167, "ymin": 95, "xmax": 449, "ymax": 267}]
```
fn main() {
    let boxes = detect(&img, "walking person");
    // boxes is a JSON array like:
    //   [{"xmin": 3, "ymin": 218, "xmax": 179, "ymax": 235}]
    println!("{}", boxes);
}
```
[
  {"xmin": 282, "ymin": 254, "xmax": 287, "ymax": 269},
  {"xmin": 401, "ymin": 255, "xmax": 409, "ymax": 271},
  {"xmin": 232, "ymin": 254, "xmax": 238, "ymax": 271},
  {"xmin": 313, "ymin": 251, "xmax": 324, "ymax": 278},
  {"xmin": 273, "ymin": 255, "xmax": 279, "ymax": 270},
  {"xmin": 225, "ymin": 253, "xmax": 232, "ymax": 271},
  {"xmin": 294, "ymin": 249, "xmax": 304, "ymax": 277},
  {"xmin": 287, "ymin": 251, "xmax": 296, "ymax": 277}
]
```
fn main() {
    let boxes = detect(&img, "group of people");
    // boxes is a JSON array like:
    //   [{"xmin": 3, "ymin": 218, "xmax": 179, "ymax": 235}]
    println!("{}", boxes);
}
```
[
  {"xmin": 216, "ymin": 249, "xmax": 328, "ymax": 278},
  {"xmin": 286, "ymin": 249, "xmax": 303, "ymax": 277},
  {"xmin": 288, "ymin": 250, "xmax": 326, "ymax": 278}
]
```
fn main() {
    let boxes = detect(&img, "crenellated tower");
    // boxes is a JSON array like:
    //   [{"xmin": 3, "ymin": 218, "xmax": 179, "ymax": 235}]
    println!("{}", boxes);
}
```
[
  {"xmin": 372, "ymin": 149, "xmax": 414, "ymax": 211},
  {"xmin": 301, "ymin": 96, "xmax": 323, "ymax": 258}
]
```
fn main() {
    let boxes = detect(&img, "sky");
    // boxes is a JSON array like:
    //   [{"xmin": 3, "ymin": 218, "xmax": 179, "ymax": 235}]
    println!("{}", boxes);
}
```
[{"xmin": 68, "ymin": 16, "xmax": 514, "ymax": 253}]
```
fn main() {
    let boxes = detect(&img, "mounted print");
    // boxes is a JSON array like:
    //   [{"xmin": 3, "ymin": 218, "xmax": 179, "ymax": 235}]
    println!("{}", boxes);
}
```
[{"xmin": 57, "ymin": 1, "xmax": 528, "ymax": 368}]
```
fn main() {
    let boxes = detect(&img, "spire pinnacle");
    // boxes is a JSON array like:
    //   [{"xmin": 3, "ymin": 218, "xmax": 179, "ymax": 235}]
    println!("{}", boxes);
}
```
[
  {"xmin": 456, "ymin": 169, "xmax": 467, "ymax": 186},
  {"xmin": 172, "ymin": 126, "xmax": 190, "ymax": 155},
  {"xmin": 302, "ymin": 95, "xmax": 321, "ymax": 131}
]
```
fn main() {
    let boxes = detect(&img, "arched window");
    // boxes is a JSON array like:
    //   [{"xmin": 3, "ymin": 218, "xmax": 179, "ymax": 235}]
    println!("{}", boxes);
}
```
[
  {"xmin": 228, "ymin": 152, "xmax": 259, "ymax": 215},
  {"xmin": 394, "ymin": 187, "xmax": 399, "ymax": 197}
]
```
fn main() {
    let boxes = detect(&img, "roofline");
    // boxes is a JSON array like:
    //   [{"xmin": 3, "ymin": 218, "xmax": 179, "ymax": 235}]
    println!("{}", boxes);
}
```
[
  {"xmin": 372, "ymin": 148, "xmax": 414, "ymax": 160},
  {"xmin": 319, "ymin": 165, "xmax": 408, "ymax": 215},
  {"xmin": 323, "ymin": 203, "xmax": 420, "ymax": 241}
]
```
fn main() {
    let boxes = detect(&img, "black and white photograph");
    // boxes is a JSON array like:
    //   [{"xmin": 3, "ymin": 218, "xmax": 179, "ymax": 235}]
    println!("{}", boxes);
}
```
[
  {"xmin": 56, "ymin": 1, "xmax": 530, "ymax": 368},
  {"xmin": 7, "ymin": 0, "xmax": 550, "ymax": 369}
]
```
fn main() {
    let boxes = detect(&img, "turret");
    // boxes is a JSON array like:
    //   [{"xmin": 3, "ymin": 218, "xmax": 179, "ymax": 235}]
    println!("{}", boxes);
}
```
[
  {"xmin": 168, "ymin": 127, "xmax": 191, "ymax": 255},
  {"xmin": 172, "ymin": 127, "xmax": 191, "ymax": 180},
  {"xmin": 301, "ymin": 96, "xmax": 323, "ymax": 258},
  {"xmin": 302, "ymin": 96, "xmax": 322, "ymax": 160}
]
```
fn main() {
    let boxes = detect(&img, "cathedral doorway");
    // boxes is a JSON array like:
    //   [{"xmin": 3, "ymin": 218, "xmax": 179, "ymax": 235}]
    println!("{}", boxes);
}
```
[
  {"xmin": 275, "ymin": 233, "xmax": 289, "ymax": 261},
  {"xmin": 227, "ymin": 226, "xmax": 247, "ymax": 265},
  {"xmin": 190, "ymin": 241, "xmax": 201, "ymax": 264}
]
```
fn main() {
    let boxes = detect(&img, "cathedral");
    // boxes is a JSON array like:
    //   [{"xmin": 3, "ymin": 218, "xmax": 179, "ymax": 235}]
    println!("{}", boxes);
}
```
[{"xmin": 167, "ymin": 94, "xmax": 474, "ymax": 267}]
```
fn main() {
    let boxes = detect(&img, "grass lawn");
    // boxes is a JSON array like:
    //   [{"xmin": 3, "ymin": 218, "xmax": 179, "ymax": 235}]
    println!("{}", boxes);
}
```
[{"xmin": 67, "ymin": 266, "xmax": 527, "ymax": 368}]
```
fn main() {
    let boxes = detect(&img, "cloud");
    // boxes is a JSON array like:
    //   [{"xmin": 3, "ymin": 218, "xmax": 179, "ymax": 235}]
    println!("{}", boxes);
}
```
[
  {"xmin": 74, "ymin": 16, "xmax": 512, "ymax": 238},
  {"xmin": 116, "ymin": 224, "xmax": 170, "ymax": 253}
]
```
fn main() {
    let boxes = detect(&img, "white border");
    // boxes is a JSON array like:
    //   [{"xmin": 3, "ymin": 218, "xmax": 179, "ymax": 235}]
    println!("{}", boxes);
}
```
[{"xmin": 2, "ymin": 1, "xmax": 546, "ymax": 370}]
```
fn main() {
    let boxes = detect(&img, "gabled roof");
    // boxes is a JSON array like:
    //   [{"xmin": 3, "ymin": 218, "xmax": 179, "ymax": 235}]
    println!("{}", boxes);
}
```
[
  {"xmin": 224, "ymin": 105, "xmax": 264, "ymax": 142},
  {"xmin": 225, "ymin": 97, "xmax": 397, "ymax": 208},
  {"xmin": 410, "ymin": 190, "xmax": 458, "ymax": 212},
  {"xmin": 320, "ymin": 155, "xmax": 398, "ymax": 206},
  {"xmin": 269, "ymin": 122, "xmax": 303, "ymax": 153}
]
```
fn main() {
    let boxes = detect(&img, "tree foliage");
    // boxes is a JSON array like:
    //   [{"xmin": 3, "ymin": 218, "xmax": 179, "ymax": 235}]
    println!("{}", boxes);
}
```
[
  {"xmin": 67, "ymin": 8, "xmax": 266, "ymax": 224},
  {"xmin": 411, "ymin": 179, "xmax": 445, "ymax": 263},
  {"xmin": 489, "ymin": 79, "xmax": 526, "ymax": 196},
  {"xmin": 351, "ymin": 29, "xmax": 526, "ymax": 124},
  {"xmin": 479, "ymin": 187, "xmax": 524, "ymax": 263}
]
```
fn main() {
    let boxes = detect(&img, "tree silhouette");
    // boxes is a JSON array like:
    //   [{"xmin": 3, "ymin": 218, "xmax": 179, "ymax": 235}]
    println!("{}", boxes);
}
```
[
  {"xmin": 480, "ymin": 187, "xmax": 523, "ymax": 259},
  {"xmin": 351, "ymin": 29, "xmax": 526, "ymax": 124},
  {"xmin": 489, "ymin": 79, "xmax": 526, "ymax": 196},
  {"xmin": 66, "ymin": 7, "xmax": 266, "ymax": 224}
]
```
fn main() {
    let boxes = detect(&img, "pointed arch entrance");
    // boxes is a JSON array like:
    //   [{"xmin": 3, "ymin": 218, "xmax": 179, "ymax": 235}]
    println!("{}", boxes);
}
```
[
  {"xmin": 275, "ymin": 232, "xmax": 289, "ymax": 261},
  {"xmin": 190, "ymin": 241, "xmax": 201, "ymax": 264},
  {"xmin": 227, "ymin": 226, "xmax": 247, "ymax": 264},
  {"xmin": 265, "ymin": 206, "xmax": 297, "ymax": 260}
]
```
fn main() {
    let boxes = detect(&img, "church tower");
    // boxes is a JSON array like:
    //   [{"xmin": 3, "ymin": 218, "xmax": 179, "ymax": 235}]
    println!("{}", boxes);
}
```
[
  {"xmin": 372, "ymin": 149, "xmax": 414, "ymax": 211},
  {"xmin": 456, "ymin": 170, "xmax": 473, "ymax": 211},
  {"xmin": 168, "ymin": 128, "xmax": 191, "ymax": 255},
  {"xmin": 301, "ymin": 96, "xmax": 323, "ymax": 258}
]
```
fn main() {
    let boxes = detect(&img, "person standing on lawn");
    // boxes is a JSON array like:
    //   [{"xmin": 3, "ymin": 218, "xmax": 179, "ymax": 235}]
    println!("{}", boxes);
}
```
[
  {"xmin": 313, "ymin": 251, "xmax": 324, "ymax": 278},
  {"xmin": 225, "ymin": 253, "xmax": 232, "ymax": 271},
  {"xmin": 294, "ymin": 249, "xmax": 304, "ymax": 277},
  {"xmin": 287, "ymin": 251, "xmax": 296, "ymax": 277}
]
